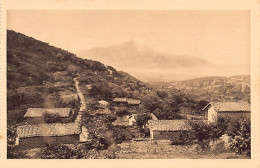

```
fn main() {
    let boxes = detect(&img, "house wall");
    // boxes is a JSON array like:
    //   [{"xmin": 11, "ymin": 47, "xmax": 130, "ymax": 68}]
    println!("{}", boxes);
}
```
[
  {"xmin": 218, "ymin": 112, "xmax": 250, "ymax": 122},
  {"xmin": 18, "ymin": 135, "xmax": 79, "ymax": 149},
  {"xmin": 152, "ymin": 130, "xmax": 189, "ymax": 141},
  {"xmin": 208, "ymin": 106, "xmax": 217, "ymax": 123}
]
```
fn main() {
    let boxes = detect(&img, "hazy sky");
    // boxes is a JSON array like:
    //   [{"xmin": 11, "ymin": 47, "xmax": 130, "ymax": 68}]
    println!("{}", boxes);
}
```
[{"xmin": 8, "ymin": 10, "xmax": 249, "ymax": 73}]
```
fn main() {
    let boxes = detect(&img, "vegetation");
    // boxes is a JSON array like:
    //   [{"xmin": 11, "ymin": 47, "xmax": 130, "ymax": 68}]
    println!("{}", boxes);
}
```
[
  {"xmin": 170, "ymin": 75, "xmax": 250, "ymax": 103},
  {"xmin": 135, "ymin": 113, "xmax": 152, "ymax": 128},
  {"xmin": 43, "ymin": 113, "xmax": 62, "ymax": 123},
  {"xmin": 188, "ymin": 118, "xmax": 250, "ymax": 156}
]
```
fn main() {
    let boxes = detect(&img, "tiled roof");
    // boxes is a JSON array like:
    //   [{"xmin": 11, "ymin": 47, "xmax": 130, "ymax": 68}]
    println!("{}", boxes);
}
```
[
  {"xmin": 113, "ymin": 98, "xmax": 141, "ymax": 105},
  {"xmin": 98, "ymin": 100, "xmax": 108, "ymax": 105},
  {"xmin": 203, "ymin": 102, "xmax": 250, "ymax": 112},
  {"xmin": 24, "ymin": 108, "xmax": 71, "ymax": 118},
  {"xmin": 113, "ymin": 98, "xmax": 127, "ymax": 103},
  {"xmin": 127, "ymin": 98, "xmax": 141, "ymax": 105},
  {"xmin": 147, "ymin": 120, "xmax": 191, "ymax": 131},
  {"xmin": 17, "ymin": 123, "xmax": 81, "ymax": 138}
]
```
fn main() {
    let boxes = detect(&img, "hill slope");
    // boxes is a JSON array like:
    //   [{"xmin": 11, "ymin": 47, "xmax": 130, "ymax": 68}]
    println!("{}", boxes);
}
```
[
  {"xmin": 7, "ymin": 30, "xmax": 149, "ymax": 125},
  {"xmin": 169, "ymin": 75, "xmax": 250, "ymax": 102}
]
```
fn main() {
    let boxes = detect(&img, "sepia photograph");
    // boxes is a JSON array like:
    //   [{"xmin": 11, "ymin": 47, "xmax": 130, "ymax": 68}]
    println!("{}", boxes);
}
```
[{"xmin": 5, "ymin": 9, "xmax": 253, "ymax": 160}]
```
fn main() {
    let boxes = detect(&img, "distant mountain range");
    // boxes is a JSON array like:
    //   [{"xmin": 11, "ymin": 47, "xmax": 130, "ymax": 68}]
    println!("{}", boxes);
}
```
[{"xmin": 78, "ymin": 40, "xmax": 210, "ymax": 81}]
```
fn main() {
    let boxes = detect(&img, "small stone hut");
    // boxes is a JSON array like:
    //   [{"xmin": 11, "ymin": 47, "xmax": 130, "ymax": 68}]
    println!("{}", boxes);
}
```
[
  {"xmin": 16, "ymin": 123, "xmax": 81, "ymax": 149},
  {"xmin": 147, "ymin": 120, "xmax": 191, "ymax": 141},
  {"xmin": 202, "ymin": 102, "xmax": 250, "ymax": 123},
  {"xmin": 24, "ymin": 108, "xmax": 74, "ymax": 124}
]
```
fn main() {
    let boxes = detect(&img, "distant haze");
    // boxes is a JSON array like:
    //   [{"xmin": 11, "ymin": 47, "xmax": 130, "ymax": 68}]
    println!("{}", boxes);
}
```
[{"xmin": 8, "ymin": 10, "xmax": 249, "ymax": 81}]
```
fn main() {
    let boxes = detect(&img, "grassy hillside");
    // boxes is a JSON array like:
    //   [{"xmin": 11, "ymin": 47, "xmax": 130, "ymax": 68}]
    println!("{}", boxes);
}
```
[
  {"xmin": 169, "ymin": 75, "xmax": 250, "ymax": 102},
  {"xmin": 7, "ymin": 30, "xmax": 151, "ymax": 125}
]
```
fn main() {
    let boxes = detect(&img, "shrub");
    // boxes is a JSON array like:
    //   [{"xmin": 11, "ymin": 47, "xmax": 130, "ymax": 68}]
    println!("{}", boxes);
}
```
[
  {"xmin": 115, "ymin": 107, "xmax": 129, "ymax": 116},
  {"xmin": 112, "ymin": 125, "xmax": 134, "ymax": 144},
  {"xmin": 41, "ymin": 144, "xmax": 85, "ymax": 159},
  {"xmin": 43, "ymin": 113, "xmax": 62, "ymax": 123},
  {"xmin": 171, "ymin": 131, "xmax": 195, "ymax": 145},
  {"xmin": 189, "ymin": 121, "xmax": 211, "ymax": 150},
  {"xmin": 228, "ymin": 119, "xmax": 251, "ymax": 157},
  {"xmin": 135, "ymin": 113, "xmax": 152, "ymax": 128}
]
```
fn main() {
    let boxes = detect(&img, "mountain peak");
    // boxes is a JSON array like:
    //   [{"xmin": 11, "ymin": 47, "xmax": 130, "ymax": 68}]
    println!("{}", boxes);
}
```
[{"xmin": 120, "ymin": 40, "xmax": 142, "ymax": 48}]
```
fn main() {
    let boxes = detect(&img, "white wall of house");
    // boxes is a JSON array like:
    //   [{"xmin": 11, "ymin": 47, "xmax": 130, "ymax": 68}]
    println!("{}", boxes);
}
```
[
  {"xmin": 129, "ymin": 115, "xmax": 136, "ymax": 126},
  {"xmin": 79, "ymin": 126, "xmax": 88, "ymax": 142},
  {"xmin": 208, "ymin": 106, "xmax": 218, "ymax": 123}
]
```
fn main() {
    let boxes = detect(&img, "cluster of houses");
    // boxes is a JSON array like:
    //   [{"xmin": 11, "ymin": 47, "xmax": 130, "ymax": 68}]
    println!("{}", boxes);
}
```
[
  {"xmin": 16, "ymin": 108, "xmax": 88, "ymax": 149},
  {"xmin": 16, "ymin": 100, "xmax": 251, "ymax": 149}
]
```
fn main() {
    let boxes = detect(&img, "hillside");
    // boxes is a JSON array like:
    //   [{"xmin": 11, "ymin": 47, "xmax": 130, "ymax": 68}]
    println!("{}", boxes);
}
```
[
  {"xmin": 169, "ymin": 75, "xmax": 250, "ymax": 102},
  {"xmin": 78, "ymin": 40, "xmax": 209, "ymax": 81},
  {"xmin": 7, "ymin": 30, "xmax": 149, "ymax": 125}
]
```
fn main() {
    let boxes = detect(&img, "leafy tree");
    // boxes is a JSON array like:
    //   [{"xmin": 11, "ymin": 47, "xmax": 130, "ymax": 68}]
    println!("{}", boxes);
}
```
[{"xmin": 135, "ymin": 113, "xmax": 152, "ymax": 128}]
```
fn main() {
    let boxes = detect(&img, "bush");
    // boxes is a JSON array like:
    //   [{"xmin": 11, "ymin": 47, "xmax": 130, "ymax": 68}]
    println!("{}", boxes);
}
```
[
  {"xmin": 189, "ymin": 118, "xmax": 251, "ymax": 156},
  {"xmin": 43, "ymin": 113, "xmax": 62, "ymax": 123},
  {"xmin": 135, "ymin": 113, "xmax": 152, "ymax": 128},
  {"xmin": 228, "ymin": 119, "xmax": 251, "ymax": 157},
  {"xmin": 115, "ymin": 107, "xmax": 129, "ymax": 116},
  {"xmin": 171, "ymin": 131, "xmax": 195, "ymax": 145},
  {"xmin": 41, "ymin": 144, "xmax": 85, "ymax": 159},
  {"xmin": 189, "ymin": 121, "xmax": 211, "ymax": 150},
  {"xmin": 112, "ymin": 125, "xmax": 134, "ymax": 144}
]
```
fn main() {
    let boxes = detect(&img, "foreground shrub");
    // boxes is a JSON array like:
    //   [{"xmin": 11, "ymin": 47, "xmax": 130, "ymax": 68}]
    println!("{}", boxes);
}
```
[
  {"xmin": 228, "ymin": 119, "xmax": 251, "ymax": 157},
  {"xmin": 189, "ymin": 121, "xmax": 211, "ymax": 150},
  {"xmin": 41, "ymin": 144, "xmax": 85, "ymax": 159},
  {"xmin": 112, "ymin": 125, "xmax": 134, "ymax": 144},
  {"xmin": 189, "ymin": 118, "xmax": 251, "ymax": 156},
  {"xmin": 171, "ymin": 131, "xmax": 195, "ymax": 145}
]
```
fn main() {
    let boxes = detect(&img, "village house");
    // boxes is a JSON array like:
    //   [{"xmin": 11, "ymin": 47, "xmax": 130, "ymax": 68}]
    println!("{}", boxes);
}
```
[
  {"xmin": 16, "ymin": 123, "xmax": 84, "ymax": 149},
  {"xmin": 202, "ymin": 101, "xmax": 251, "ymax": 123},
  {"xmin": 98, "ymin": 100, "xmax": 109, "ymax": 108},
  {"xmin": 147, "ymin": 120, "xmax": 191, "ymax": 141},
  {"xmin": 113, "ymin": 114, "xmax": 134, "ymax": 126},
  {"xmin": 113, "ymin": 113, "xmax": 157, "ymax": 126},
  {"xmin": 24, "ymin": 108, "xmax": 74, "ymax": 124},
  {"xmin": 112, "ymin": 98, "xmax": 141, "ymax": 106}
]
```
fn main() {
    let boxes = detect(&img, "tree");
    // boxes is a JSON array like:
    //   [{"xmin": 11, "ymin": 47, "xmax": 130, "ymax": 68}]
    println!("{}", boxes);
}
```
[
  {"xmin": 115, "ymin": 107, "xmax": 129, "ymax": 116},
  {"xmin": 135, "ymin": 113, "xmax": 152, "ymax": 128}
]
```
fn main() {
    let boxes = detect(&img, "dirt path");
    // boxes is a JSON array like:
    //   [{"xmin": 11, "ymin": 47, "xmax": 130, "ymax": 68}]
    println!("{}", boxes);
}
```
[{"xmin": 73, "ymin": 77, "xmax": 86, "ymax": 124}]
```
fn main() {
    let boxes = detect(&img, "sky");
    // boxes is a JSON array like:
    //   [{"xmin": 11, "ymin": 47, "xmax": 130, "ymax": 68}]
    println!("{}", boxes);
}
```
[{"xmin": 7, "ymin": 10, "xmax": 249, "ymax": 76}]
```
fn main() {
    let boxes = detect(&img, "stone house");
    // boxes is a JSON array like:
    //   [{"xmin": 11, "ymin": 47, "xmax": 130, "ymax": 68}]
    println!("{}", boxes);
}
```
[
  {"xmin": 112, "ymin": 98, "xmax": 141, "ymax": 106},
  {"xmin": 24, "ymin": 108, "xmax": 74, "ymax": 124},
  {"xmin": 16, "ymin": 123, "xmax": 82, "ymax": 149},
  {"xmin": 202, "ymin": 102, "xmax": 250, "ymax": 123},
  {"xmin": 112, "ymin": 115, "xmax": 132, "ymax": 126},
  {"xmin": 147, "ymin": 120, "xmax": 191, "ymax": 141}
]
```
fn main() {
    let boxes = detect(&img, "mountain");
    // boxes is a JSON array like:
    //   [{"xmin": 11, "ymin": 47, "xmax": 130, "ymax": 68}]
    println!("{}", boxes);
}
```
[
  {"xmin": 169, "ymin": 75, "xmax": 250, "ymax": 102},
  {"xmin": 78, "ymin": 40, "xmax": 209, "ymax": 81}
]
